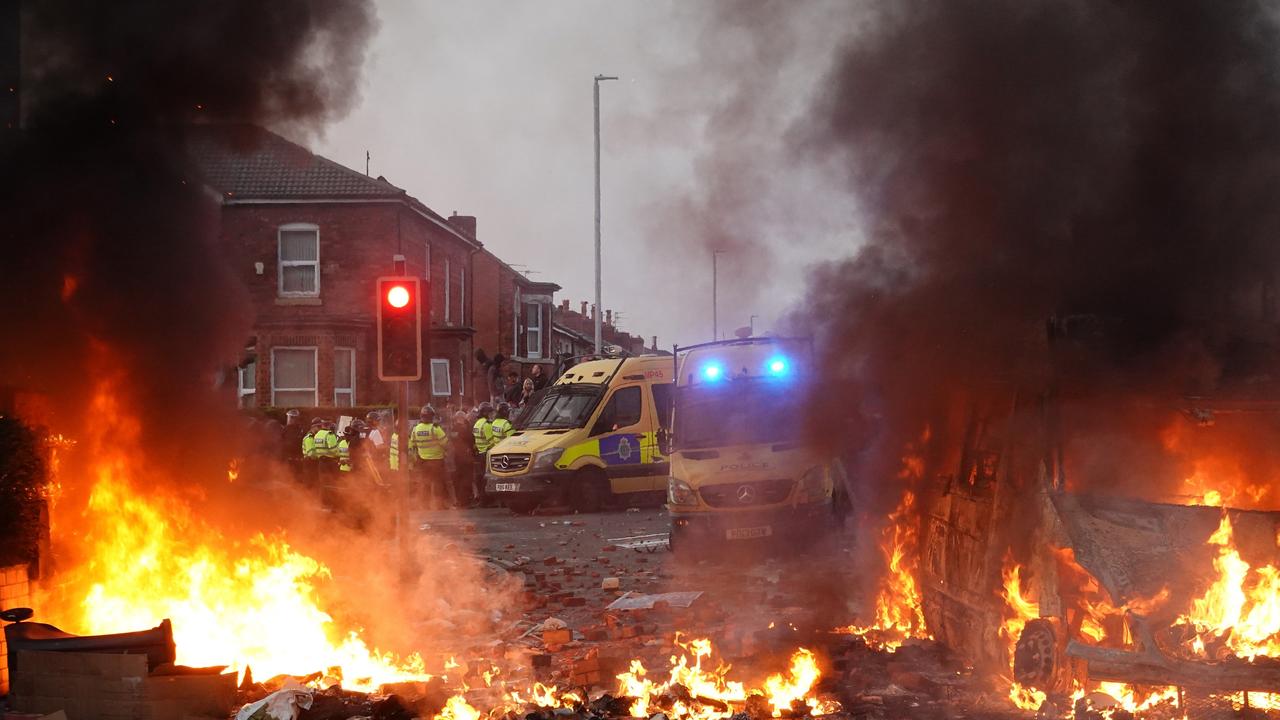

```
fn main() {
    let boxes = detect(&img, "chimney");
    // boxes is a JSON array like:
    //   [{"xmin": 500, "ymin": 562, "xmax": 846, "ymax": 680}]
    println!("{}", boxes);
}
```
[
  {"xmin": 0, "ymin": 0, "xmax": 18, "ymax": 130},
  {"xmin": 591, "ymin": 304, "xmax": 597, "ymax": 321},
  {"xmin": 580, "ymin": 301, "xmax": 588, "ymax": 316},
  {"xmin": 447, "ymin": 211, "xmax": 478, "ymax": 239},
  {"xmin": 605, "ymin": 310, "xmax": 612, "ymax": 326},
  {"xmin": 652, "ymin": 335, "xmax": 658, "ymax": 349}
]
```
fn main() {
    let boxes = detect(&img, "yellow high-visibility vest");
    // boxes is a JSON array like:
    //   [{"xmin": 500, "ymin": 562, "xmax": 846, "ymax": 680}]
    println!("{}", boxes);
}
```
[
  {"xmin": 472, "ymin": 418, "xmax": 495, "ymax": 454},
  {"xmin": 302, "ymin": 432, "xmax": 316, "ymax": 459},
  {"xmin": 338, "ymin": 438, "xmax": 351, "ymax": 472},
  {"xmin": 389, "ymin": 433, "xmax": 400, "ymax": 470},
  {"xmin": 410, "ymin": 422, "xmax": 447, "ymax": 460},
  {"xmin": 491, "ymin": 418, "xmax": 514, "ymax": 442}
]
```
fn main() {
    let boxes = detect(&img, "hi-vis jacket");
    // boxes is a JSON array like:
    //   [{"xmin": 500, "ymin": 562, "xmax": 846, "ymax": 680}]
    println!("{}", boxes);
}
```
[
  {"xmin": 491, "ymin": 418, "xmax": 514, "ymax": 443},
  {"xmin": 473, "ymin": 418, "xmax": 496, "ymax": 454},
  {"xmin": 409, "ymin": 422, "xmax": 448, "ymax": 461}
]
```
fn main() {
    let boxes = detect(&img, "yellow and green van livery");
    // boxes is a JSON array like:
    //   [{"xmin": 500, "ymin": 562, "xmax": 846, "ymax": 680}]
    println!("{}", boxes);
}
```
[{"xmin": 485, "ymin": 355, "xmax": 674, "ymax": 513}]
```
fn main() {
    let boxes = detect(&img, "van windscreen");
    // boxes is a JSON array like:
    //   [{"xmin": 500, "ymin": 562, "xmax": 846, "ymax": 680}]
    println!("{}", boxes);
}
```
[
  {"xmin": 519, "ymin": 385, "xmax": 604, "ymax": 430},
  {"xmin": 675, "ymin": 379, "xmax": 804, "ymax": 449}
]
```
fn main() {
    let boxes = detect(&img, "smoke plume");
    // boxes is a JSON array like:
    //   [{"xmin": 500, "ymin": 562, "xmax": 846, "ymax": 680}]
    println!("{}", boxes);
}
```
[
  {"xmin": 0, "ymin": 0, "xmax": 375, "ymax": 472},
  {"xmin": 786, "ymin": 0, "xmax": 1280, "ymax": 510}
]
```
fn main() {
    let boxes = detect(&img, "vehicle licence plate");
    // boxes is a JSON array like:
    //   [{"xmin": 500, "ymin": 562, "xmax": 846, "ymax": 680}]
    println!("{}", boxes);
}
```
[
  {"xmin": 495, "ymin": 483, "xmax": 520, "ymax": 492},
  {"xmin": 726, "ymin": 526, "xmax": 772, "ymax": 540}
]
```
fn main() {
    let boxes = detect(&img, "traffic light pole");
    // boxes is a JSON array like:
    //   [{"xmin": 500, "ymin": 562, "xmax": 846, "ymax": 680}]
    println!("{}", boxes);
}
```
[{"xmin": 397, "ymin": 379, "xmax": 410, "ymax": 570}]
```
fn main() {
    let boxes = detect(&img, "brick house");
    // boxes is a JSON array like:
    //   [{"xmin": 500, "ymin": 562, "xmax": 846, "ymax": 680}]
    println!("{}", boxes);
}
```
[
  {"xmin": 190, "ymin": 125, "xmax": 485, "ymax": 409},
  {"xmin": 551, "ymin": 300, "xmax": 649, "ymax": 356},
  {"xmin": 471, "ymin": 248, "xmax": 560, "ymax": 396}
]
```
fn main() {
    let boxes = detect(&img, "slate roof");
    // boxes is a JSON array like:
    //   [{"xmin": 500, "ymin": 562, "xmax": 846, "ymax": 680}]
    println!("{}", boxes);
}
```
[
  {"xmin": 188, "ymin": 124, "xmax": 402, "ymax": 200},
  {"xmin": 186, "ymin": 124, "xmax": 480, "ymax": 247}
]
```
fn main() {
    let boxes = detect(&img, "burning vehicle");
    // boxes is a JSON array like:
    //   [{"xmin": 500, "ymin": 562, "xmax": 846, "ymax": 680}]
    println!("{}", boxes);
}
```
[{"xmin": 913, "ymin": 316, "xmax": 1280, "ymax": 713}]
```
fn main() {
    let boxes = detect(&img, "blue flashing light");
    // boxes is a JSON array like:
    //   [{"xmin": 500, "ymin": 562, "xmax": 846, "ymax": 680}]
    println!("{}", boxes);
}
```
[
  {"xmin": 702, "ymin": 363, "xmax": 724, "ymax": 381},
  {"xmin": 766, "ymin": 357, "xmax": 789, "ymax": 376}
]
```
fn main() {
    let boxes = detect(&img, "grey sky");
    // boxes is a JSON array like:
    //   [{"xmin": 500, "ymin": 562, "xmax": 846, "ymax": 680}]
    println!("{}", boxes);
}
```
[{"xmin": 308, "ymin": 0, "xmax": 862, "ymax": 348}]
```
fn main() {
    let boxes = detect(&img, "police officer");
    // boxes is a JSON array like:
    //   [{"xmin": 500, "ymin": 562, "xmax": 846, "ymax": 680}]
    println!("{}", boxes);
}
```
[
  {"xmin": 472, "ymin": 402, "xmax": 496, "ymax": 506},
  {"xmin": 491, "ymin": 403, "xmax": 514, "ymax": 443},
  {"xmin": 410, "ymin": 406, "xmax": 450, "ymax": 509},
  {"xmin": 302, "ymin": 417, "xmax": 326, "ymax": 487},
  {"xmin": 338, "ymin": 421, "xmax": 365, "ymax": 474}
]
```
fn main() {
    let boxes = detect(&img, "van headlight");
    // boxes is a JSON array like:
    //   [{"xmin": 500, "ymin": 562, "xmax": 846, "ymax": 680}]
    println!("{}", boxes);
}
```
[
  {"xmin": 797, "ymin": 466, "xmax": 829, "ymax": 503},
  {"xmin": 530, "ymin": 448, "xmax": 564, "ymax": 472},
  {"xmin": 668, "ymin": 477, "xmax": 698, "ymax": 506}
]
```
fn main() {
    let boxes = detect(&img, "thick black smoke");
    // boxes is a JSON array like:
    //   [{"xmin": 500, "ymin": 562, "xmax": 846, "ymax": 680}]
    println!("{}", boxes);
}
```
[
  {"xmin": 0, "ymin": 1, "xmax": 374, "ymax": 473},
  {"xmin": 789, "ymin": 0, "xmax": 1280, "ymax": 509}
]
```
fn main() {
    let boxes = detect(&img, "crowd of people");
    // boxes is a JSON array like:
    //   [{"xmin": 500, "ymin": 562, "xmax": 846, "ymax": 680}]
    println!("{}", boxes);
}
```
[{"xmin": 279, "ymin": 400, "xmax": 523, "ymax": 514}]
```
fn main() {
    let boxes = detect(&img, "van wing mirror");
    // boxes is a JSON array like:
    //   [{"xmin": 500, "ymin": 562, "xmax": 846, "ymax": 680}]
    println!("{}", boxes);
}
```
[{"xmin": 657, "ymin": 428, "xmax": 672, "ymax": 456}]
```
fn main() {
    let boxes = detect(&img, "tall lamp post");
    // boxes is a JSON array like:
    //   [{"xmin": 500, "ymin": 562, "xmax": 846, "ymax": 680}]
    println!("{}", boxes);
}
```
[
  {"xmin": 712, "ymin": 249, "xmax": 725, "ymax": 340},
  {"xmin": 594, "ymin": 73, "xmax": 617, "ymax": 354}
]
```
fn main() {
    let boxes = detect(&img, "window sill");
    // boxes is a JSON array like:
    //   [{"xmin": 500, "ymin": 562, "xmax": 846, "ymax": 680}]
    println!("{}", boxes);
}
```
[{"xmin": 276, "ymin": 297, "xmax": 322, "ymax": 306}]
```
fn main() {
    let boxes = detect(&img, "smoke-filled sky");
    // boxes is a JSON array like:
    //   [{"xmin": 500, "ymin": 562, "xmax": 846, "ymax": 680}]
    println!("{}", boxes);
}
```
[{"xmin": 309, "ymin": 0, "xmax": 861, "ymax": 348}]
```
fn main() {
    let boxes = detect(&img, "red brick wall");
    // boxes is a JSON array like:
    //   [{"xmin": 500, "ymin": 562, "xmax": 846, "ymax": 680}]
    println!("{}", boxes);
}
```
[{"xmin": 220, "ymin": 202, "xmax": 477, "ymax": 407}]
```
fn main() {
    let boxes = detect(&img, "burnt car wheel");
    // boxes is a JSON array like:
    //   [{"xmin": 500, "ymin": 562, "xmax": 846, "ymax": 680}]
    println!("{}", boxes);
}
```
[{"xmin": 1013, "ymin": 618, "xmax": 1058, "ymax": 689}]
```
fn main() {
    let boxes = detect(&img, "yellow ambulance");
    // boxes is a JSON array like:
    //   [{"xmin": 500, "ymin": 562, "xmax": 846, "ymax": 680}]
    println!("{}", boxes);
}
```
[
  {"xmin": 484, "ymin": 356, "xmax": 674, "ymax": 513},
  {"xmin": 666, "ymin": 337, "xmax": 844, "ymax": 552}
]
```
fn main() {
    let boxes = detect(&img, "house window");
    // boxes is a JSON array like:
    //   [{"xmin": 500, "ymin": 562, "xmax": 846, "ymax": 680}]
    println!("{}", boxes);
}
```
[
  {"xmin": 272, "ymin": 347, "xmax": 317, "ymax": 406},
  {"xmin": 430, "ymin": 358, "xmax": 451, "ymax": 397},
  {"xmin": 460, "ymin": 265, "xmax": 466, "ymax": 325},
  {"xmin": 278, "ymin": 224, "xmax": 319, "ymax": 296},
  {"xmin": 525, "ymin": 301, "xmax": 543, "ymax": 359},
  {"xmin": 444, "ymin": 257, "xmax": 452, "ymax": 324},
  {"xmin": 238, "ymin": 360, "xmax": 256, "ymax": 408},
  {"xmin": 334, "ymin": 347, "xmax": 355, "ymax": 407}
]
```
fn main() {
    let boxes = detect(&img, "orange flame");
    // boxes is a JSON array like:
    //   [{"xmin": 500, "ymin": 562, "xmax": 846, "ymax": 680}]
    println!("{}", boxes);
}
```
[
  {"xmin": 1174, "ymin": 512, "xmax": 1280, "ymax": 661},
  {"xmin": 38, "ymin": 376, "xmax": 429, "ymax": 691}
]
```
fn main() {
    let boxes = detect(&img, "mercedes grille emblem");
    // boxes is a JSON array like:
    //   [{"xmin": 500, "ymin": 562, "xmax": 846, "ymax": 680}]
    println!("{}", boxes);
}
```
[{"xmin": 736, "ymin": 485, "xmax": 756, "ymax": 504}]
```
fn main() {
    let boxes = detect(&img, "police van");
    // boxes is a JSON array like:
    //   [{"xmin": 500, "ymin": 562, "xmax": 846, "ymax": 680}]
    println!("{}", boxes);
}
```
[
  {"xmin": 666, "ymin": 337, "xmax": 844, "ymax": 553},
  {"xmin": 484, "ymin": 356, "xmax": 673, "ymax": 513}
]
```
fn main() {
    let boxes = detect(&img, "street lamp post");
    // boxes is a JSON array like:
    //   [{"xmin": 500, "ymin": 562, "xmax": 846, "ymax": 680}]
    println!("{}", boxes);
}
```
[
  {"xmin": 594, "ymin": 73, "xmax": 617, "ymax": 355},
  {"xmin": 712, "ymin": 249, "xmax": 725, "ymax": 340}
]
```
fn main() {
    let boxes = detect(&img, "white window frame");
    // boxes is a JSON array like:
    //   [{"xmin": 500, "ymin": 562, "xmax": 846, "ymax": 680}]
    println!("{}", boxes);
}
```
[
  {"xmin": 271, "ymin": 346, "xmax": 318, "ymax": 406},
  {"xmin": 277, "ymin": 223, "xmax": 320, "ymax": 297},
  {"xmin": 444, "ymin": 256, "xmax": 452, "ymax": 324},
  {"xmin": 430, "ymin": 358, "xmax": 451, "ymax": 397},
  {"xmin": 525, "ymin": 301, "xmax": 543, "ymax": 359},
  {"xmin": 334, "ymin": 346, "xmax": 356, "ymax": 406},
  {"xmin": 460, "ymin": 264, "xmax": 466, "ymax": 326},
  {"xmin": 238, "ymin": 360, "xmax": 256, "ymax": 408}
]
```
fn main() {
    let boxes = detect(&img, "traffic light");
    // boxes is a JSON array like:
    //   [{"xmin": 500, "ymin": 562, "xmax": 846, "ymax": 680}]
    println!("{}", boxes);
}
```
[{"xmin": 376, "ymin": 276, "xmax": 423, "ymax": 381}]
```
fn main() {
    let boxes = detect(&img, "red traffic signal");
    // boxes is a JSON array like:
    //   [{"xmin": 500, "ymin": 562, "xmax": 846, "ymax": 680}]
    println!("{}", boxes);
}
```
[
  {"xmin": 386, "ymin": 284, "xmax": 410, "ymax": 308},
  {"xmin": 376, "ymin": 276, "xmax": 423, "ymax": 381}
]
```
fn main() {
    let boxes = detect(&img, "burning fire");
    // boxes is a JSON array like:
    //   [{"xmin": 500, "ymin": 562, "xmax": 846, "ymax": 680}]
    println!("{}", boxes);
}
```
[
  {"xmin": 838, "ymin": 480, "xmax": 931, "ymax": 650},
  {"xmin": 1173, "ymin": 511, "xmax": 1280, "ymax": 661},
  {"xmin": 38, "ymin": 376, "xmax": 429, "ymax": 691},
  {"xmin": 433, "ymin": 639, "xmax": 836, "ymax": 720}
]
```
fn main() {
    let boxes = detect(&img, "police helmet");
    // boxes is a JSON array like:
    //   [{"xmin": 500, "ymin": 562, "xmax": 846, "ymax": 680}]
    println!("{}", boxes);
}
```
[
  {"xmin": 496, "ymin": 403, "xmax": 511, "ymax": 419},
  {"xmin": 365, "ymin": 411, "xmax": 380, "ymax": 423},
  {"xmin": 286, "ymin": 409, "xmax": 300, "ymax": 418},
  {"xmin": 421, "ymin": 406, "xmax": 436, "ymax": 421},
  {"xmin": 478, "ymin": 402, "xmax": 494, "ymax": 415},
  {"xmin": 311, "ymin": 417, "xmax": 325, "ymax": 425}
]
